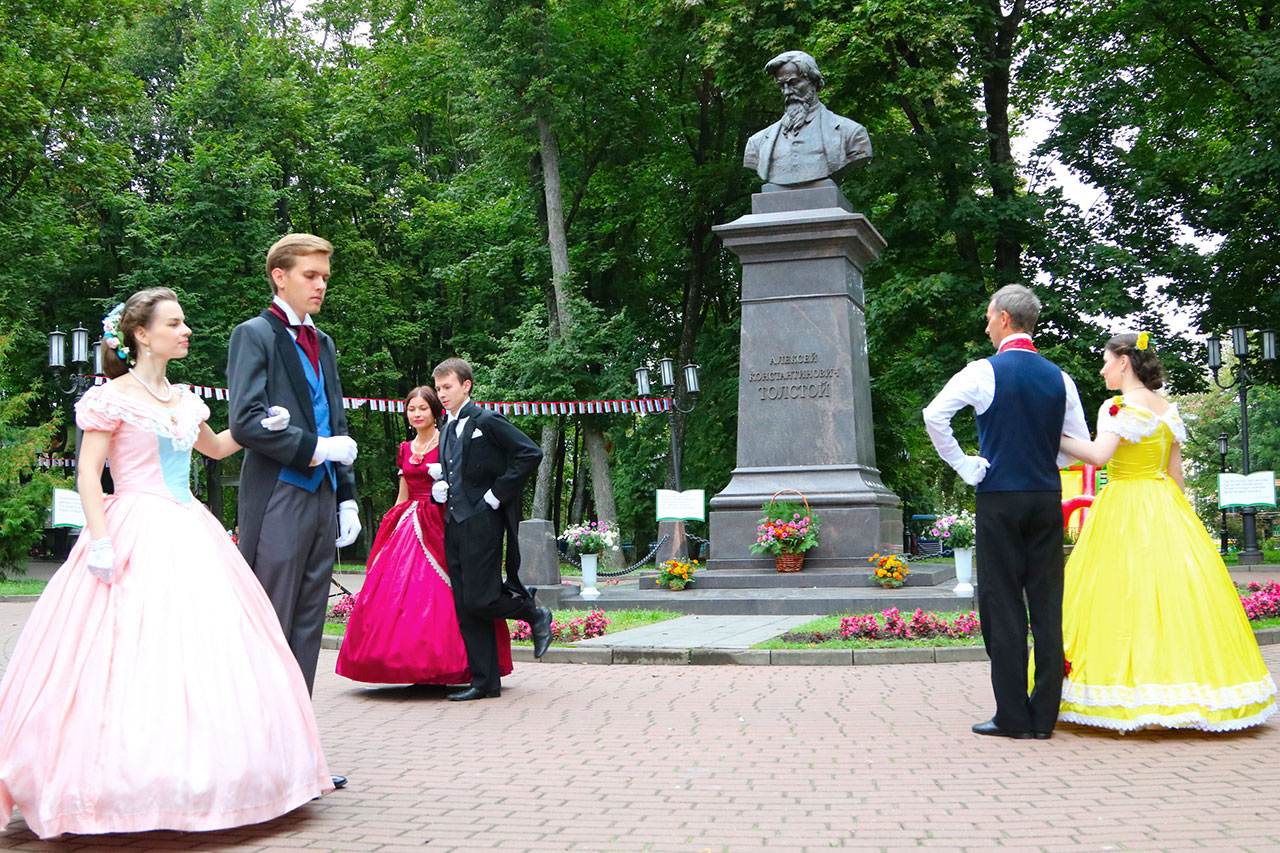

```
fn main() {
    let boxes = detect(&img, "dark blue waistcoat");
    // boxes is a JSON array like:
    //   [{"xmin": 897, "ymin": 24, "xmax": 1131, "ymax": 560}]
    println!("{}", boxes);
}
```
[{"xmin": 975, "ymin": 351, "xmax": 1066, "ymax": 494}]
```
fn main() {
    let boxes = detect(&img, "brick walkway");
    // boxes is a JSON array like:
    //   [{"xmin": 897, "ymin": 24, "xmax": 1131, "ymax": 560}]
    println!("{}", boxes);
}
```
[{"xmin": 1, "ymin": 600, "xmax": 1278, "ymax": 851}]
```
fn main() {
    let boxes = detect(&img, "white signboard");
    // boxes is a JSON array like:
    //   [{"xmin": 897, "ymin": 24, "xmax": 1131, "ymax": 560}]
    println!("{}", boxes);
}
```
[
  {"xmin": 656, "ymin": 489, "xmax": 705, "ymax": 522},
  {"xmin": 51, "ymin": 488, "xmax": 86, "ymax": 529},
  {"xmin": 1218, "ymin": 471, "xmax": 1277, "ymax": 509}
]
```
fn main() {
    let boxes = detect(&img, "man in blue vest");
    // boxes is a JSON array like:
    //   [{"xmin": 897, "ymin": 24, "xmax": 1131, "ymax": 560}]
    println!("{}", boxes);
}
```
[
  {"xmin": 923, "ymin": 284, "xmax": 1089, "ymax": 739},
  {"xmin": 228, "ymin": 234, "xmax": 360, "ymax": 788}
]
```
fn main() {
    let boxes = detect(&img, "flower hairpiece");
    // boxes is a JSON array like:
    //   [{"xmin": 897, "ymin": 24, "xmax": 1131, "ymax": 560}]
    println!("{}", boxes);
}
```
[
  {"xmin": 1135, "ymin": 331, "xmax": 1150, "ymax": 350},
  {"xmin": 101, "ymin": 303, "xmax": 130, "ymax": 362}
]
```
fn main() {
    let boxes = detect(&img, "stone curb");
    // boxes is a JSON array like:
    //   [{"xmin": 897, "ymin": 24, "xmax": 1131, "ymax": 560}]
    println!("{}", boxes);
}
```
[
  {"xmin": 310, "ymin": 629, "xmax": 1280, "ymax": 662},
  {"xmin": 0, "ymin": 595, "xmax": 39, "ymax": 603}
]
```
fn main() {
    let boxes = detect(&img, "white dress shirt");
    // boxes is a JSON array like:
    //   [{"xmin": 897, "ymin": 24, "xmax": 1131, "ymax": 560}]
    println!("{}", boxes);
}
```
[
  {"xmin": 444, "ymin": 398, "xmax": 499, "ymax": 508},
  {"xmin": 922, "ymin": 334, "xmax": 1090, "ymax": 477}
]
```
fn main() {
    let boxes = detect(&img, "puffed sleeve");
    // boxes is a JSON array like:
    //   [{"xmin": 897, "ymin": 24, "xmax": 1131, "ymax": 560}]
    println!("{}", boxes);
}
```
[
  {"xmin": 396, "ymin": 441, "xmax": 407, "ymax": 477},
  {"xmin": 1097, "ymin": 398, "xmax": 1159, "ymax": 443},
  {"xmin": 74, "ymin": 385, "xmax": 121, "ymax": 433}
]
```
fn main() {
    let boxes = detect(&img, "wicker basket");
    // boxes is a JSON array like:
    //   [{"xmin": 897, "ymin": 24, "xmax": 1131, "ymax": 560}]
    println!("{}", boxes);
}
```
[
  {"xmin": 769, "ymin": 488, "xmax": 812, "ymax": 573},
  {"xmin": 775, "ymin": 552, "xmax": 805, "ymax": 573}
]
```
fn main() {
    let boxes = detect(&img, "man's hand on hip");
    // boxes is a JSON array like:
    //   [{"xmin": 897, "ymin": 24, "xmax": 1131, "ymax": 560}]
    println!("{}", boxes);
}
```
[{"xmin": 955, "ymin": 455, "xmax": 990, "ymax": 487}]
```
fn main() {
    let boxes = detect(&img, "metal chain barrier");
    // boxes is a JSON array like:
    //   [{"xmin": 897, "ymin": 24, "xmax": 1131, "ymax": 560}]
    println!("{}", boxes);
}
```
[{"xmin": 562, "ymin": 534, "xmax": 672, "ymax": 577}]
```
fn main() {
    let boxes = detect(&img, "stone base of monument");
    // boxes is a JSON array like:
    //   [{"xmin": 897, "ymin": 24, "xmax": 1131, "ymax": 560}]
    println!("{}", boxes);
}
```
[
  {"xmin": 556, "ymin": 580, "xmax": 973, "ymax": 616},
  {"xmin": 636, "ymin": 562, "xmax": 955, "ymax": 590}
]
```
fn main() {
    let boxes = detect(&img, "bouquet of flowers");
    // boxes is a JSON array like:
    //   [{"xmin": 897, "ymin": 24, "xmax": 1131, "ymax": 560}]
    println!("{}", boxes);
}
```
[
  {"xmin": 657, "ymin": 558, "xmax": 699, "ymax": 591},
  {"xmin": 750, "ymin": 501, "xmax": 821, "ymax": 556},
  {"xmin": 559, "ymin": 520, "xmax": 620, "ymax": 555},
  {"xmin": 929, "ymin": 510, "xmax": 975, "ymax": 549},
  {"xmin": 868, "ymin": 553, "xmax": 910, "ymax": 589}
]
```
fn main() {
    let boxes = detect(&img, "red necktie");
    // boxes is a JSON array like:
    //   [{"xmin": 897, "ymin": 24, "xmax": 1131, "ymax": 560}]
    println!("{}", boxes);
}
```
[
  {"xmin": 268, "ymin": 303, "xmax": 320, "ymax": 373},
  {"xmin": 998, "ymin": 337, "xmax": 1038, "ymax": 354}
]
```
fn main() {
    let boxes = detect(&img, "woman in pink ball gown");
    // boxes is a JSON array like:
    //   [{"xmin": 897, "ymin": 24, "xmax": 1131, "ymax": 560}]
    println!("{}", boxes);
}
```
[
  {"xmin": 0, "ymin": 289, "xmax": 332, "ymax": 840},
  {"xmin": 336, "ymin": 385, "xmax": 512, "ymax": 685}
]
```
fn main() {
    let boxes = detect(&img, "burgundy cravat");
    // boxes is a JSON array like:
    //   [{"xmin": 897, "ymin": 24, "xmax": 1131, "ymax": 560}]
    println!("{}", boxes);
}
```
[{"xmin": 268, "ymin": 303, "xmax": 320, "ymax": 373}]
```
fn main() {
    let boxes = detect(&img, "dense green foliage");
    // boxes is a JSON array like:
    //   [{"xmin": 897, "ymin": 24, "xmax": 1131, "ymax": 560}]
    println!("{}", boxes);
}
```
[{"xmin": 3, "ymin": 0, "xmax": 1277, "ymax": 553}]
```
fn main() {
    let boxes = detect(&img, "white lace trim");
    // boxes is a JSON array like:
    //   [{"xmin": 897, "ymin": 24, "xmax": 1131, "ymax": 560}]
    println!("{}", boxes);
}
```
[
  {"xmin": 1061, "ymin": 701, "xmax": 1276, "ymax": 733},
  {"xmin": 1097, "ymin": 399, "xmax": 1187, "ymax": 444},
  {"xmin": 406, "ymin": 501, "xmax": 451, "ymax": 589},
  {"xmin": 77, "ymin": 386, "xmax": 204, "ymax": 450},
  {"xmin": 1061, "ymin": 675, "xmax": 1278, "ymax": 710}
]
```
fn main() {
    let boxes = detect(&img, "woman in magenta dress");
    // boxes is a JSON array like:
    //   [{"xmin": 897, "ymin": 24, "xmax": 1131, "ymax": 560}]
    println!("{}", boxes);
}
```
[
  {"xmin": 336, "ymin": 385, "xmax": 512, "ymax": 684},
  {"xmin": 0, "ymin": 289, "xmax": 331, "ymax": 839}
]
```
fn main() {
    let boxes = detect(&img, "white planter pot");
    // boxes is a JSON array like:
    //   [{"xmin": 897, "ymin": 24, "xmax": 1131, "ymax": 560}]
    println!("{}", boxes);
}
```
[
  {"xmin": 579, "ymin": 552, "xmax": 601, "ymax": 600},
  {"xmin": 953, "ymin": 547, "xmax": 975, "ymax": 597}
]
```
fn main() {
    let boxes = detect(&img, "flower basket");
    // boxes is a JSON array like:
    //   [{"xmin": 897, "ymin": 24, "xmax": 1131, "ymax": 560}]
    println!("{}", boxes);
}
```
[
  {"xmin": 751, "ymin": 489, "xmax": 821, "ymax": 573},
  {"xmin": 775, "ymin": 552, "xmax": 805, "ymax": 573}
]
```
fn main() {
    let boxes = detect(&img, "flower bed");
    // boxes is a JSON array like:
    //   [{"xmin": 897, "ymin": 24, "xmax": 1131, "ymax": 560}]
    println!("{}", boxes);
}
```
[{"xmin": 760, "ymin": 608, "xmax": 983, "ymax": 649}]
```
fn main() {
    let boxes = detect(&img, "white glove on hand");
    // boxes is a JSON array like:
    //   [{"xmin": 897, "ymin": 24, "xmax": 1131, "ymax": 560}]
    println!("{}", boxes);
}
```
[
  {"xmin": 86, "ymin": 537, "xmax": 116, "ymax": 584},
  {"xmin": 431, "ymin": 480, "xmax": 449, "ymax": 503},
  {"xmin": 260, "ymin": 406, "xmax": 291, "ymax": 431},
  {"xmin": 427, "ymin": 462, "xmax": 443, "ymax": 481},
  {"xmin": 955, "ymin": 455, "xmax": 990, "ymax": 487},
  {"xmin": 483, "ymin": 489, "xmax": 500, "ymax": 510},
  {"xmin": 335, "ymin": 500, "xmax": 361, "ymax": 548},
  {"xmin": 314, "ymin": 435, "xmax": 358, "ymax": 467}
]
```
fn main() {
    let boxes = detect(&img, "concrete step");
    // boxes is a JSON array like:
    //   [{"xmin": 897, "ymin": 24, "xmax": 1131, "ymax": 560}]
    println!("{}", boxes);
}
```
[
  {"xmin": 564, "ymin": 581, "xmax": 977, "ymax": 616},
  {"xmin": 637, "ymin": 562, "xmax": 954, "ymax": 590}
]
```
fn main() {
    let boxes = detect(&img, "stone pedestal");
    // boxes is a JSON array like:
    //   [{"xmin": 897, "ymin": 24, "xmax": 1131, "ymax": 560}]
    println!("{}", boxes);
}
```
[
  {"xmin": 709, "ymin": 182, "xmax": 902, "ymax": 569},
  {"xmin": 518, "ymin": 519, "xmax": 565, "ymax": 607}
]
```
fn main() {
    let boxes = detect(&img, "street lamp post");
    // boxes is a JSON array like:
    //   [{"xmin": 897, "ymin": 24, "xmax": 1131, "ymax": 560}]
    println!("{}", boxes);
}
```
[
  {"xmin": 1218, "ymin": 431, "xmax": 1230, "ymax": 555},
  {"xmin": 48, "ymin": 325, "xmax": 97, "ymax": 398},
  {"xmin": 636, "ymin": 357, "xmax": 700, "ymax": 562},
  {"xmin": 1208, "ymin": 326, "xmax": 1277, "ymax": 566}
]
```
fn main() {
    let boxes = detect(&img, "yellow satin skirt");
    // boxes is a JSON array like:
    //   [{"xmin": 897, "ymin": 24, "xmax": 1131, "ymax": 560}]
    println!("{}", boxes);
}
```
[{"xmin": 1059, "ymin": 475, "xmax": 1276, "ymax": 732}]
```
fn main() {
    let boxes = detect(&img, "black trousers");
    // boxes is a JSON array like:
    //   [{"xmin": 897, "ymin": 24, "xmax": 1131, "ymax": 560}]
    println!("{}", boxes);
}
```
[
  {"xmin": 445, "ymin": 509, "xmax": 537, "ymax": 691},
  {"xmin": 975, "ymin": 491, "xmax": 1064, "ymax": 734}
]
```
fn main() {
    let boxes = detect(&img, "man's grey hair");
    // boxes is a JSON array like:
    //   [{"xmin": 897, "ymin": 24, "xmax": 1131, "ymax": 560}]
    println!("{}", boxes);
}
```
[
  {"xmin": 765, "ymin": 50, "xmax": 825, "ymax": 90},
  {"xmin": 989, "ymin": 284, "xmax": 1041, "ymax": 333}
]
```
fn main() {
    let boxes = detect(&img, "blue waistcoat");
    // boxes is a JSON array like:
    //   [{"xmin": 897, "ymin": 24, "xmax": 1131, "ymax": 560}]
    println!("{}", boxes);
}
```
[
  {"xmin": 975, "ymin": 351, "xmax": 1066, "ymax": 494},
  {"xmin": 278, "ymin": 341, "xmax": 337, "ymax": 493}
]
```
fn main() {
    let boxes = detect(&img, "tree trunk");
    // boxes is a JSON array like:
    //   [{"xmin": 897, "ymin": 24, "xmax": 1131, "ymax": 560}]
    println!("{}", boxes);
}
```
[
  {"xmin": 536, "ymin": 111, "xmax": 622, "ymax": 560},
  {"xmin": 531, "ymin": 422, "xmax": 560, "ymax": 519},
  {"xmin": 979, "ymin": 0, "xmax": 1028, "ymax": 283},
  {"xmin": 583, "ymin": 426, "xmax": 623, "ymax": 568}
]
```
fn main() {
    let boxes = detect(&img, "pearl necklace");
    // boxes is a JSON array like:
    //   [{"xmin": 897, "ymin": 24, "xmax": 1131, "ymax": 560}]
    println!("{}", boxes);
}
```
[
  {"xmin": 409, "ymin": 431, "xmax": 438, "ymax": 464},
  {"xmin": 128, "ymin": 368, "xmax": 174, "ymax": 403}
]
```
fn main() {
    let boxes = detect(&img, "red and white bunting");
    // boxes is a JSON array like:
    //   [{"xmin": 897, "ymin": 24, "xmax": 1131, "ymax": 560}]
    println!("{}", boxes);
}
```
[{"xmin": 81, "ymin": 375, "xmax": 670, "ymax": 417}]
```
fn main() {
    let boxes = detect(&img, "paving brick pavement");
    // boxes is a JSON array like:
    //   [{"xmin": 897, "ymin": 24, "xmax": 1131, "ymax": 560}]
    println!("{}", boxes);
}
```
[{"xmin": 0, "ymin": 601, "xmax": 1278, "ymax": 851}]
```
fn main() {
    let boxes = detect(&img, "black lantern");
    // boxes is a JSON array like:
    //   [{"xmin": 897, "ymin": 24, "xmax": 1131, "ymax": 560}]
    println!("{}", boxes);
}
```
[
  {"xmin": 48, "ymin": 329, "xmax": 66, "ymax": 369},
  {"xmin": 1263, "ymin": 329, "xmax": 1277, "ymax": 363},
  {"xmin": 634, "ymin": 366, "xmax": 652, "ymax": 398},
  {"xmin": 1231, "ymin": 325, "xmax": 1248, "ymax": 358},
  {"xmin": 657, "ymin": 357, "xmax": 676, "ymax": 390},
  {"xmin": 683, "ymin": 363, "xmax": 700, "ymax": 396},
  {"xmin": 70, "ymin": 324, "xmax": 90, "ymax": 366}
]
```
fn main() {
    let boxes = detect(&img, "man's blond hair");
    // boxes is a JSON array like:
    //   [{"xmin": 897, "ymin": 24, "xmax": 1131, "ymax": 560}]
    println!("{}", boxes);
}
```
[{"xmin": 266, "ymin": 233, "xmax": 333, "ymax": 293}]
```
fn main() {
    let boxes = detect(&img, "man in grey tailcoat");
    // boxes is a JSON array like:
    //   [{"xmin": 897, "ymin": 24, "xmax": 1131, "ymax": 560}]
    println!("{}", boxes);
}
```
[
  {"xmin": 228, "ymin": 233, "xmax": 360, "ymax": 734},
  {"xmin": 743, "ymin": 50, "xmax": 872, "ymax": 187}
]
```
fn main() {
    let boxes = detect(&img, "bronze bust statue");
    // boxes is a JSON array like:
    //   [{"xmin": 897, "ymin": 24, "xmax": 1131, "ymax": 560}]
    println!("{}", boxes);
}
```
[{"xmin": 744, "ymin": 51, "xmax": 872, "ymax": 187}]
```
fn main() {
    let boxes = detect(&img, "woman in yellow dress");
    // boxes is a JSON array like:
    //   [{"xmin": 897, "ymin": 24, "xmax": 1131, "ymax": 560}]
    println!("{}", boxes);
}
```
[{"xmin": 1058, "ymin": 332, "xmax": 1276, "ymax": 731}]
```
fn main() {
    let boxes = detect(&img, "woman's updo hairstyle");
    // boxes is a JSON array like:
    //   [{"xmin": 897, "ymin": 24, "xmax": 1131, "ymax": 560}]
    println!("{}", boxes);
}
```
[
  {"xmin": 100, "ymin": 287, "xmax": 179, "ymax": 379},
  {"xmin": 1105, "ymin": 332, "xmax": 1165, "ymax": 391},
  {"xmin": 404, "ymin": 385, "xmax": 444, "ymax": 424}
]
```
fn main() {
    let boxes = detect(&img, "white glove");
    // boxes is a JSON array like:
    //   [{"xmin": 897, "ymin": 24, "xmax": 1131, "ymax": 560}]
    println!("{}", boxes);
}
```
[
  {"xmin": 431, "ymin": 480, "xmax": 449, "ymax": 503},
  {"xmin": 427, "ymin": 462, "xmax": 443, "ymax": 481},
  {"xmin": 335, "ymin": 500, "xmax": 361, "ymax": 548},
  {"xmin": 483, "ymin": 489, "xmax": 499, "ymax": 510},
  {"xmin": 86, "ymin": 537, "xmax": 116, "ymax": 584},
  {"xmin": 313, "ymin": 435, "xmax": 358, "ymax": 467},
  {"xmin": 260, "ymin": 406, "xmax": 291, "ymax": 431},
  {"xmin": 955, "ymin": 455, "xmax": 990, "ymax": 487}
]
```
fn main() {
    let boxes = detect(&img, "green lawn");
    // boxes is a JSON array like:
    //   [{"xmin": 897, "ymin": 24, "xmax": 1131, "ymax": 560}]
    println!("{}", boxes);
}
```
[
  {"xmin": 0, "ymin": 578, "xmax": 48, "ymax": 596},
  {"xmin": 333, "ymin": 563, "xmax": 366, "ymax": 574},
  {"xmin": 324, "ymin": 607, "xmax": 680, "ymax": 643},
  {"xmin": 1223, "ymin": 549, "xmax": 1280, "ymax": 566}
]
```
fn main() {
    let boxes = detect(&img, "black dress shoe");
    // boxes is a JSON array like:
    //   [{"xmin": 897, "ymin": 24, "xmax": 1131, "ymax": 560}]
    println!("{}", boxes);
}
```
[
  {"xmin": 447, "ymin": 686, "xmax": 501, "ymax": 701},
  {"xmin": 331, "ymin": 775, "xmax": 347, "ymax": 789},
  {"xmin": 530, "ymin": 607, "xmax": 553, "ymax": 658},
  {"xmin": 971, "ymin": 718, "xmax": 1034, "ymax": 739},
  {"xmin": 1032, "ymin": 731, "xmax": 1053, "ymax": 740}
]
